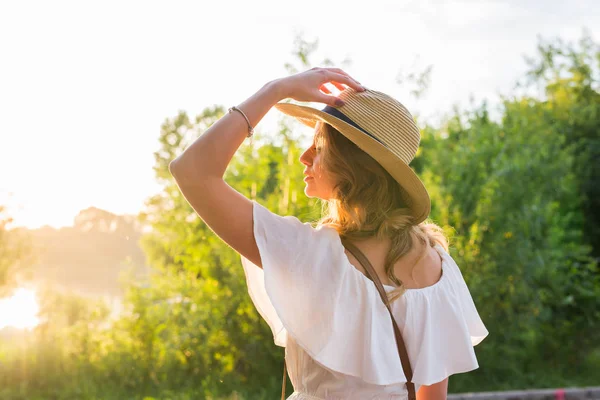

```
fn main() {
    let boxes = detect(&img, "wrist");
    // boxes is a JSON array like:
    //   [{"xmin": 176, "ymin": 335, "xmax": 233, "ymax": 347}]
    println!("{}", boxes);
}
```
[{"xmin": 265, "ymin": 78, "xmax": 289, "ymax": 102}]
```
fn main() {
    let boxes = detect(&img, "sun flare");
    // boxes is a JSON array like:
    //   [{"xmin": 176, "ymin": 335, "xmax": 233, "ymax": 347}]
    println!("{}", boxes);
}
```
[{"xmin": 0, "ymin": 288, "xmax": 40, "ymax": 330}]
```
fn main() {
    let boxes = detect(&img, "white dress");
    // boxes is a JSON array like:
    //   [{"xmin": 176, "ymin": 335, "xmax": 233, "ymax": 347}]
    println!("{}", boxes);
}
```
[{"xmin": 240, "ymin": 201, "xmax": 489, "ymax": 400}]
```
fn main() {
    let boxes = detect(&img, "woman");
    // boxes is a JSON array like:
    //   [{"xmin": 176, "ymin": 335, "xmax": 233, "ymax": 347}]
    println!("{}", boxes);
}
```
[{"xmin": 169, "ymin": 67, "xmax": 488, "ymax": 400}]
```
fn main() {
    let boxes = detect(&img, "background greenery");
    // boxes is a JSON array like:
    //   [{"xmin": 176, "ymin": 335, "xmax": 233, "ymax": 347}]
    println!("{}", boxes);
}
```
[{"xmin": 1, "ymin": 32, "xmax": 599, "ymax": 399}]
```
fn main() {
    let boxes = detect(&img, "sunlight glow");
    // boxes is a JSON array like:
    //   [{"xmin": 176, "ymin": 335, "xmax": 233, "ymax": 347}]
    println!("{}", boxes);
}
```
[{"xmin": 0, "ymin": 288, "xmax": 40, "ymax": 330}]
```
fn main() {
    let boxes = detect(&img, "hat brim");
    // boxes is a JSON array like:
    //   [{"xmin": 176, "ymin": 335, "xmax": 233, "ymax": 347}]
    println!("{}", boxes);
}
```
[{"xmin": 274, "ymin": 102, "xmax": 431, "ymax": 224}]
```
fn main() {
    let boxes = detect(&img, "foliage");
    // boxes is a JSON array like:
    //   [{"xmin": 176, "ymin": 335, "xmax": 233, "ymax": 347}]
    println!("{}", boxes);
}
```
[
  {"xmin": 420, "ymin": 31, "xmax": 600, "ymax": 391},
  {"xmin": 132, "ymin": 90, "xmax": 321, "ymax": 399},
  {"xmin": 0, "ymin": 206, "xmax": 33, "ymax": 296},
  {"xmin": 1, "ymin": 32, "xmax": 599, "ymax": 399}
]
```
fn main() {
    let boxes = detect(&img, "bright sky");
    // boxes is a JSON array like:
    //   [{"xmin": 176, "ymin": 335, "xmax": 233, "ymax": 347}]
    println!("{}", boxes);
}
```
[
  {"xmin": 1, "ymin": 0, "xmax": 598, "ymax": 229},
  {"xmin": 0, "ymin": 288, "xmax": 40, "ymax": 329}
]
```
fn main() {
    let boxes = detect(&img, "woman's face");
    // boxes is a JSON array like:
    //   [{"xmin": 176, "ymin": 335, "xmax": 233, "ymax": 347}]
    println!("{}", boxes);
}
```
[{"xmin": 299, "ymin": 125, "xmax": 336, "ymax": 200}]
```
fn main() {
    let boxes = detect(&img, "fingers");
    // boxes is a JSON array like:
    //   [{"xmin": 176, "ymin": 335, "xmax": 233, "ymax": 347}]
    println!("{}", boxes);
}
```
[
  {"xmin": 322, "ymin": 67, "xmax": 362, "ymax": 85},
  {"xmin": 319, "ymin": 84, "xmax": 332, "ymax": 94},
  {"xmin": 315, "ymin": 91, "xmax": 345, "ymax": 107},
  {"xmin": 330, "ymin": 81, "xmax": 346, "ymax": 91},
  {"xmin": 311, "ymin": 67, "xmax": 365, "ymax": 106},
  {"xmin": 324, "ymin": 67, "xmax": 354, "ymax": 80},
  {"xmin": 320, "ymin": 82, "xmax": 348, "ymax": 94},
  {"xmin": 324, "ymin": 71, "xmax": 365, "ymax": 92}
]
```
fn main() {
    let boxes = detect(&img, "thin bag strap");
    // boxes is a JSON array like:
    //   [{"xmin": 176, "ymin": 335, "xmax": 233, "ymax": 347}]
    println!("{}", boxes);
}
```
[
  {"xmin": 279, "ymin": 240, "xmax": 417, "ymax": 400},
  {"xmin": 281, "ymin": 358, "xmax": 287, "ymax": 400},
  {"xmin": 341, "ymin": 238, "xmax": 417, "ymax": 400}
]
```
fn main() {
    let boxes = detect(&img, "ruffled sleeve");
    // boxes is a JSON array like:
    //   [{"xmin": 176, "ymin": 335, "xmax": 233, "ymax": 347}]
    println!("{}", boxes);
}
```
[
  {"xmin": 240, "ymin": 200, "xmax": 406, "ymax": 385},
  {"xmin": 239, "ymin": 200, "xmax": 488, "ymax": 386},
  {"xmin": 402, "ymin": 244, "xmax": 489, "ymax": 386}
]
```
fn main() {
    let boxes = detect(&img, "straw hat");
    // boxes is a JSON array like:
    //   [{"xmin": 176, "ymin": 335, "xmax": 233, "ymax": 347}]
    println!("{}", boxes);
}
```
[{"xmin": 274, "ymin": 87, "xmax": 431, "ymax": 225}]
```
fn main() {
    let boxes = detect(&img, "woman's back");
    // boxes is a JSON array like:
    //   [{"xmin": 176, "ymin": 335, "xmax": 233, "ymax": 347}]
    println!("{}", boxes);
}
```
[
  {"xmin": 343, "ymin": 237, "xmax": 444, "ymax": 291},
  {"xmin": 240, "ymin": 201, "xmax": 488, "ymax": 399}
]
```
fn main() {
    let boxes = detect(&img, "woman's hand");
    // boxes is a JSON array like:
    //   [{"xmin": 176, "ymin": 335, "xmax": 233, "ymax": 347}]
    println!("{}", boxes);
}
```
[{"xmin": 275, "ymin": 67, "xmax": 366, "ymax": 107}]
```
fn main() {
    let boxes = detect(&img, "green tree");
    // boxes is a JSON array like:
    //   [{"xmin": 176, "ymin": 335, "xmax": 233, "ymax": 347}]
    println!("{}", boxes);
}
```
[
  {"xmin": 4, "ymin": 32, "xmax": 599, "ymax": 400},
  {"xmin": 129, "ymin": 34, "xmax": 338, "ymax": 398},
  {"xmin": 0, "ymin": 206, "xmax": 33, "ymax": 296},
  {"xmin": 520, "ymin": 31, "xmax": 600, "ymax": 258},
  {"xmin": 420, "ymin": 32, "xmax": 600, "ymax": 390}
]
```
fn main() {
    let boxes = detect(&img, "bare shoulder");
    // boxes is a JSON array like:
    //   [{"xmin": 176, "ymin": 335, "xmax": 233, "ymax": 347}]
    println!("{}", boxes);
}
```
[
  {"xmin": 409, "ymin": 243, "xmax": 443, "ymax": 288},
  {"xmin": 342, "ymin": 238, "xmax": 443, "ymax": 289}
]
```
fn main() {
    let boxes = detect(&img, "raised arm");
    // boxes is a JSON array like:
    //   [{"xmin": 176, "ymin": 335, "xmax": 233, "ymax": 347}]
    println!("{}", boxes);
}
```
[
  {"xmin": 169, "ymin": 80, "xmax": 283, "ymax": 188},
  {"xmin": 169, "ymin": 68, "xmax": 364, "ymax": 268}
]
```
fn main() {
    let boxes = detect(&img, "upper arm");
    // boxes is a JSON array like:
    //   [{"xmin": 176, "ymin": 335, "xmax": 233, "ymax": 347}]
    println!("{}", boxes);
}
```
[
  {"xmin": 417, "ymin": 378, "xmax": 448, "ymax": 400},
  {"xmin": 170, "ymin": 163, "xmax": 262, "ymax": 268}
]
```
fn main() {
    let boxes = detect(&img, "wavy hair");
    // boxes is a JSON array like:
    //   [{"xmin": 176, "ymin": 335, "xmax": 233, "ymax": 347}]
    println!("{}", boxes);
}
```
[{"xmin": 313, "ymin": 122, "xmax": 449, "ymax": 302}]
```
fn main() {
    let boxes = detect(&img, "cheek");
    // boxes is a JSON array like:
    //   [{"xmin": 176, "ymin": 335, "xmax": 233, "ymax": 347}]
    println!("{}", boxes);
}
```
[
  {"xmin": 313, "ymin": 155, "xmax": 325, "ymax": 175},
  {"xmin": 313, "ymin": 159, "xmax": 334, "ymax": 191}
]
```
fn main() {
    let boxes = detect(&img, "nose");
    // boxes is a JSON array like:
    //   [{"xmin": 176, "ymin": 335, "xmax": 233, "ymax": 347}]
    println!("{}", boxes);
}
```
[{"xmin": 299, "ymin": 147, "xmax": 312, "ymax": 166}]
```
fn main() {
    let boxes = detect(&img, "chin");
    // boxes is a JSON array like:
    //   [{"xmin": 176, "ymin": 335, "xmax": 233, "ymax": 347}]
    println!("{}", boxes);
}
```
[
  {"xmin": 304, "ymin": 186, "xmax": 318, "ymax": 198},
  {"xmin": 304, "ymin": 190, "xmax": 327, "ymax": 201}
]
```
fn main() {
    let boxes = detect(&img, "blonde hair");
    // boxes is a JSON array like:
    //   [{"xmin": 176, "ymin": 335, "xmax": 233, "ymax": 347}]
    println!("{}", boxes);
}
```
[{"xmin": 312, "ymin": 123, "xmax": 449, "ymax": 302}]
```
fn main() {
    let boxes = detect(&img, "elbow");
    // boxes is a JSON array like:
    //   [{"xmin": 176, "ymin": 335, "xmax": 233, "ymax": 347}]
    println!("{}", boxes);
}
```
[
  {"xmin": 168, "ymin": 157, "xmax": 181, "ymax": 178},
  {"xmin": 169, "ymin": 157, "xmax": 193, "ymax": 186},
  {"xmin": 168, "ymin": 157, "xmax": 211, "ymax": 188},
  {"xmin": 169, "ymin": 157, "xmax": 183, "ymax": 181}
]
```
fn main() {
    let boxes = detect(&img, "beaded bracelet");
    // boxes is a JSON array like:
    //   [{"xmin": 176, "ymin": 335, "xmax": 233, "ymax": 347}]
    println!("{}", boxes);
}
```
[{"xmin": 228, "ymin": 106, "xmax": 254, "ymax": 139}]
